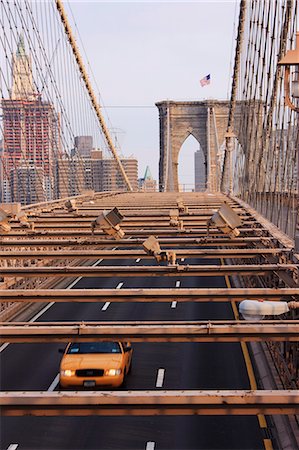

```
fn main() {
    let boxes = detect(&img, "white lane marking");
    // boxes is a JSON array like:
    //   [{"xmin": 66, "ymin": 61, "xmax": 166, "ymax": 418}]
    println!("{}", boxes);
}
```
[
  {"xmin": 102, "ymin": 280, "xmax": 122, "ymax": 310},
  {"xmin": 112, "ymin": 247, "xmax": 117, "ymax": 251},
  {"xmin": 0, "ymin": 301, "xmax": 56, "ymax": 353},
  {"xmin": 64, "ymin": 257, "xmax": 102, "ymax": 291},
  {"xmin": 0, "ymin": 343, "xmax": 9, "ymax": 352},
  {"xmin": 156, "ymin": 368, "xmax": 165, "ymax": 388},
  {"xmin": 68, "ymin": 276, "xmax": 83, "ymax": 288},
  {"xmin": 46, "ymin": 260, "xmax": 103, "ymax": 391},
  {"xmin": 0, "ymin": 259, "xmax": 103, "ymax": 354},
  {"xmin": 45, "ymin": 261, "xmax": 106, "ymax": 391},
  {"xmin": 48, "ymin": 373, "xmax": 59, "ymax": 391},
  {"xmin": 135, "ymin": 258, "xmax": 141, "ymax": 263},
  {"xmin": 101, "ymin": 302, "xmax": 111, "ymax": 311},
  {"xmin": 172, "ymin": 281, "xmax": 180, "ymax": 307},
  {"xmin": 7, "ymin": 445, "xmax": 19, "ymax": 450},
  {"xmin": 29, "ymin": 302, "xmax": 55, "ymax": 323},
  {"xmin": 145, "ymin": 442, "xmax": 155, "ymax": 450},
  {"xmin": 181, "ymin": 258, "xmax": 185, "ymax": 262}
]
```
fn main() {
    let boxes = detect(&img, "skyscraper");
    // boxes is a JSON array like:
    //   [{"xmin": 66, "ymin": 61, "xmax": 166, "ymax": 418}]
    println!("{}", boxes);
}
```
[
  {"xmin": 91, "ymin": 154, "xmax": 138, "ymax": 192},
  {"xmin": 194, "ymin": 148, "xmax": 206, "ymax": 192},
  {"xmin": 74, "ymin": 136, "xmax": 93, "ymax": 158},
  {"xmin": 0, "ymin": 35, "xmax": 60, "ymax": 204}
]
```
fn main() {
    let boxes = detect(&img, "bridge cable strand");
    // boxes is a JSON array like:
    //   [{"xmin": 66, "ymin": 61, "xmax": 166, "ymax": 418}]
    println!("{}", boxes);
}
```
[
  {"xmin": 1, "ymin": 0, "xmax": 125, "ymax": 204},
  {"xmin": 55, "ymin": 0, "xmax": 133, "ymax": 192},
  {"xmin": 226, "ymin": 0, "xmax": 298, "ymax": 240}
]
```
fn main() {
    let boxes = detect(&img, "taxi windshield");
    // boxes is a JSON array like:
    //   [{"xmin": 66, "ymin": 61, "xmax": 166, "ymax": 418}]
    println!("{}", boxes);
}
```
[{"xmin": 67, "ymin": 342, "xmax": 121, "ymax": 354}]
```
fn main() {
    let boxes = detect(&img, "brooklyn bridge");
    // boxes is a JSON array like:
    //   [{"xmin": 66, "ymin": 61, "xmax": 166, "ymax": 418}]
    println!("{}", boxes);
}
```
[{"xmin": 0, "ymin": 1, "xmax": 298, "ymax": 449}]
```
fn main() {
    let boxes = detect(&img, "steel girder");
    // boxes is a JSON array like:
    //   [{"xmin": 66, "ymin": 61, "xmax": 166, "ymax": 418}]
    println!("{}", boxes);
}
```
[
  {"xmin": 0, "ymin": 264, "xmax": 297, "ymax": 277},
  {"xmin": 0, "ymin": 390, "xmax": 298, "ymax": 416},
  {"xmin": 1, "ymin": 288, "xmax": 298, "ymax": 302},
  {"xmin": 0, "ymin": 248, "xmax": 291, "ymax": 259},
  {"xmin": 0, "ymin": 320, "xmax": 298, "ymax": 343}
]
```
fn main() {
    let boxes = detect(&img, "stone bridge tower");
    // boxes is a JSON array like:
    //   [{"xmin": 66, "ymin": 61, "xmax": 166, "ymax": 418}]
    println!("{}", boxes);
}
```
[{"xmin": 156, "ymin": 100, "xmax": 232, "ymax": 192}]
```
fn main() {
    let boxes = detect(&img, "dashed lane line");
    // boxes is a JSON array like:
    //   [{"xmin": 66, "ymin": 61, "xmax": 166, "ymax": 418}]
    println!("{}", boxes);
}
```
[
  {"xmin": 170, "ymin": 280, "xmax": 180, "ymax": 307},
  {"xmin": 136, "ymin": 258, "xmax": 141, "ymax": 263},
  {"xmin": 156, "ymin": 368, "xmax": 165, "ymax": 388},
  {"xmin": 101, "ymin": 281, "xmax": 122, "ymax": 309},
  {"xmin": 7, "ymin": 445, "xmax": 19, "ymax": 450},
  {"xmin": 145, "ymin": 442, "xmax": 155, "ymax": 450},
  {"xmin": 101, "ymin": 302, "xmax": 111, "ymax": 311}
]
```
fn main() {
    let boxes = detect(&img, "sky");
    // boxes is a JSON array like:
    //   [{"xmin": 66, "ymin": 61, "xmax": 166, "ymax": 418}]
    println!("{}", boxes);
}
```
[{"xmin": 66, "ymin": 1, "xmax": 238, "ymax": 187}]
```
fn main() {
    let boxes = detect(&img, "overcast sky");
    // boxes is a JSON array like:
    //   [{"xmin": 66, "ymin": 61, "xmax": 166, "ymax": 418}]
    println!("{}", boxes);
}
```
[{"xmin": 66, "ymin": 1, "xmax": 238, "ymax": 187}]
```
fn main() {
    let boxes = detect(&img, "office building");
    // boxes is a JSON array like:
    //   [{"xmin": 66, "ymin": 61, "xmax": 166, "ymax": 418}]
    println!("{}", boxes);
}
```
[
  {"xmin": 74, "ymin": 136, "xmax": 93, "ymax": 158},
  {"xmin": 0, "ymin": 34, "xmax": 59, "ymax": 204},
  {"xmin": 194, "ymin": 148, "xmax": 206, "ymax": 192}
]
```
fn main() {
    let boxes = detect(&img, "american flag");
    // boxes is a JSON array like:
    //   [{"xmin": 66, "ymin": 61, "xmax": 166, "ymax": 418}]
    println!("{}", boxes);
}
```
[{"xmin": 200, "ymin": 74, "xmax": 211, "ymax": 87}]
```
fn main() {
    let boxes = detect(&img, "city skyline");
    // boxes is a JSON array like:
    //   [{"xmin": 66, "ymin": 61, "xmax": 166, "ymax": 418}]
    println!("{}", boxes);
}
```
[
  {"xmin": 0, "ymin": 35, "xmax": 141, "ymax": 203},
  {"xmin": 66, "ymin": 1, "xmax": 237, "ymax": 184},
  {"xmin": 0, "ymin": 35, "xmax": 60, "ymax": 204}
]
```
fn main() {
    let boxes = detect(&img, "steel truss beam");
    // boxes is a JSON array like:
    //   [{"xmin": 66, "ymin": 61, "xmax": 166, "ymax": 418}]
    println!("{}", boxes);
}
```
[
  {"xmin": 1, "ymin": 264, "xmax": 297, "ymax": 277},
  {"xmin": 2, "ymin": 228, "xmax": 269, "ymax": 238},
  {"xmin": 1, "ymin": 320, "xmax": 298, "ymax": 343},
  {"xmin": 0, "ymin": 237, "xmax": 273, "ymax": 247},
  {"xmin": 0, "ymin": 248, "xmax": 290, "ymax": 260},
  {"xmin": 20, "ymin": 220, "xmax": 257, "ymax": 229},
  {"xmin": 0, "ymin": 390, "xmax": 298, "ymax": 416},
  {"xmin": 1, "ymin": 288, "xmax": 298, "ymax": 302}
]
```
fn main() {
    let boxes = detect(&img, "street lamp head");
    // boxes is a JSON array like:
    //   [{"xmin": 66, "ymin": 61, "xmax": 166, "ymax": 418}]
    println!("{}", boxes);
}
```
[
  {"xmin": 239, "ymin": 300, "xmax": 289, "ymax": 321},
  {"xmin": 278, "ymin": 32, "xmax": 299, "ymax": 110},
  {"xmin": 278, "ymin": 32, "xmax": 299, "ymax": 66}
]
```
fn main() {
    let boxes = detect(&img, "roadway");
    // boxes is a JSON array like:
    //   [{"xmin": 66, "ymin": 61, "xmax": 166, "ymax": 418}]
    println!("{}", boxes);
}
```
[{"xmin": 0, "ymin": 255, "xmax": 268, "ymax": 450}]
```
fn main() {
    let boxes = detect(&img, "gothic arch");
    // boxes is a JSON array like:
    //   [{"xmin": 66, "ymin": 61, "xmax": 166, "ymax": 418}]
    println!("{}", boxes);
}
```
[
  {"xmin": 178, "ymin": 133, "xmax": 206, "ymax": 192},
  {"xmin": 156, "ymin": 100, "xmax": 242, "ymax": 192}
]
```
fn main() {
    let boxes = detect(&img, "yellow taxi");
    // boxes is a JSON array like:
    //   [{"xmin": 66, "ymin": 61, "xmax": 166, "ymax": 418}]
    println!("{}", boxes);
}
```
[{"xmin": 59, "ymin": 341, "xmax": 132, "ymax": 389}]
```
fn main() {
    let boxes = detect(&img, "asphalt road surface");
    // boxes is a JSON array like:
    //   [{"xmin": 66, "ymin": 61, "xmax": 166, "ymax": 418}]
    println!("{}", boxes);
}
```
[{"xmin": 1, "ymin": 255, "xmax": 267, "ymax": 450}]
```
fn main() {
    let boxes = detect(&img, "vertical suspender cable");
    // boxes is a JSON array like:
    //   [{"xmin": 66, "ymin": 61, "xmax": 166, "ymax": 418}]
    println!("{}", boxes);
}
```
[
  {"xmin": 165, "ymin": 102, "xmax": 170, "ymax": 192},
  {"xmin": 221, "ymin": 0, "xmax": 247, "ymax": 193},
  {"xmin": 207, "ymin": 106, "xmax": 211, "ymax": 191},
  {"xmin": 55, "ymin": 0, "xmax": 133, "ymax": 192}
]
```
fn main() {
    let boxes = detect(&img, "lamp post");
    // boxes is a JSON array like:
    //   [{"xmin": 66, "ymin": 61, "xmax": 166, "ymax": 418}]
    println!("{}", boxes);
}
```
[{"xmin": 278, "ymin": 31, "xmax": 299, "ymax": 252}]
